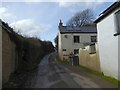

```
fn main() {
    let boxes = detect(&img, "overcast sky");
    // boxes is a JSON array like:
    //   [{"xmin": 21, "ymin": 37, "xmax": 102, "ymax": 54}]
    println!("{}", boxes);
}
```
[{"xmin": 0, "ymin": 0, "xmax": 116, "ymax": 45}]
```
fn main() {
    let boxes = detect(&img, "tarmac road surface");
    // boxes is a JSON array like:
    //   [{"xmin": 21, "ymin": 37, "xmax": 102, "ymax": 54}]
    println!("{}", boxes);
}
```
[{"xmin": 24, "ymin": 52, "xmax": 117, "ymax": 89}]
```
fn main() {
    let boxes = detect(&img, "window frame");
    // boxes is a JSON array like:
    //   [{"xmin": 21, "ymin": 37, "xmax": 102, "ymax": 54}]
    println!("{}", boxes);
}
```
[
  {"xmin": 74, "ymin": 49, "xmax": 79, "ymax": 54},
  {"xmin": 73, "ymin": 36, "xmax": 80, "ymax": 43},
  {"xmin": 63, "ymin": 49, "xmax": 66, "ymax": 51},
  {"xmin": 114, "ymin": 9, "xmax": 120, "ymax": 36},
  {"xmin": 91, "ymin": 36, "xmax": 97, "ymax": 42},
  {"xmin": 89, "ymin": 43, "xmax": 96, "ymax": 54}
]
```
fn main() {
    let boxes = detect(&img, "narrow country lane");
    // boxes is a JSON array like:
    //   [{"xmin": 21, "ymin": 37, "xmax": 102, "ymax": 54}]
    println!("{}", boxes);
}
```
[
  {"xmin": 23, "ymin": 51, "xmax": 117, "ymax": 88},
  {"xmin": 24, "ymin": 52, "xmax": 81, "ymax": 88}
]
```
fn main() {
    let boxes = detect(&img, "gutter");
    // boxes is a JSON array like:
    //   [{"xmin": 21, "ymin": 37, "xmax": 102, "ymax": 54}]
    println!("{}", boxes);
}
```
[{"xmin": 94, "ymin": 1, "xmax": 120, "ymax": 23}]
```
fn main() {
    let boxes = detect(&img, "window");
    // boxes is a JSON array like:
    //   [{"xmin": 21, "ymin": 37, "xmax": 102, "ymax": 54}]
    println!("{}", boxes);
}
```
[
  {"xmin": 63, "ymin": 49, "xmax": 66, "ymax": 51},
  {"xmin": 89, "ymin": 43, "xmax": 96, "ymax": 54},
  {"xmin": 114, "ymin": 10, "xmax": 120, "ymax": 36},
  {"xmin": 74, "ymin": 36, "xmax": 79, "ymax": 43},
  {"xmin": 74, "ymin": 49, "xmax": 79, "ymax": 54},
  {"xmin": 91, "ymin": 36, "xmax": 97, "ymax": 42}
]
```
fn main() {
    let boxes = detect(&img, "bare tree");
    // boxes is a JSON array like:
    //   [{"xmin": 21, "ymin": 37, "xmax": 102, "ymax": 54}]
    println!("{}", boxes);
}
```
[{"xmin": 66, "ymin": 9, "xmax": 94, "ymax": 27}]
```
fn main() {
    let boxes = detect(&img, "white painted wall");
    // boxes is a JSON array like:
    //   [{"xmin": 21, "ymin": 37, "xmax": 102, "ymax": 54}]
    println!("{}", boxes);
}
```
[
  {"xmin": 58, "ymin": 31, "xmax": 63, "ymax": 60},
  {"xmin": 59, "ymin": 32, "xmax": 96, "ymax": 60},
  {"xmin": 79, "ymin": 43, "xmax": 101, "ymax": 72},
  {"xmin": 118, "ymin": 34, "xmax": 120, "ymax": 80},
  {"xmin": 97, "ymin": 10, "xmax": 119, "ymax": 79}
]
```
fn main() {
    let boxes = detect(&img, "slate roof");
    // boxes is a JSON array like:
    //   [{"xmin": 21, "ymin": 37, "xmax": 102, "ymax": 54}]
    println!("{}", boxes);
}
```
[
  {"xmin": 59, "ymin": 24, "xmax": 97, "ymax": 34},
  {"xmin": 94, "ymin": 1, "xmax": 120, "ymax": 23}
]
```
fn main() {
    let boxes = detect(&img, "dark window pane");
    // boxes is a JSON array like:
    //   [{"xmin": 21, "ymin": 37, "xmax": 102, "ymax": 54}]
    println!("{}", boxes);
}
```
[
  {"xmin": 115, "ymin": 10, "xmax": 120, "ymax": 33},
  {"xmin": 74, "ymin": 49, "xmax": 79, "ymax": 54},
  {"xmin": 63, "ymin": 49, "xmax": 66, "ymax": 51},
  {"xmin": 91, "ymin": 36, "xmax": 97, "ymax": 42},
  {"xmin": 74, "ymin": 36, "xmax": 79, "ymax": 43},
  {"xmin": 89, "ymin": 43, "xmax": 96, "ymax": 54}
]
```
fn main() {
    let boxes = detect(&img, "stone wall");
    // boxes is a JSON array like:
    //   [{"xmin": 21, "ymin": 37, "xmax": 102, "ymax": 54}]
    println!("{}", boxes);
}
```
[
  {"xmin": 0, "ymin": 22, "xmax": 2, "ymax": 89},
  {"xmin": 79, "ymin": 43, "xmax": 101, "ymax": 72},
  {"xmin": 2, "ymin": 28, "xmax": 16, "ymax": 84}
]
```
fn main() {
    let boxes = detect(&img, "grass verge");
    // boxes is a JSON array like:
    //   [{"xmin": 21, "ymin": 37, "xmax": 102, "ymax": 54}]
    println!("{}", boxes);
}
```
[
  {"xmin": 56, "ymin": 55, "xmax": 120, "ymax": 86},
  {"xmin": 77, "ymin": 65, "xmax": 120, "ymax": 86}
]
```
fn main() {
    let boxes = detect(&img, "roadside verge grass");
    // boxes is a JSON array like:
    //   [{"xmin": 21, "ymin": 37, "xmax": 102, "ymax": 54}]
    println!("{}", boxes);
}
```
[
  {"xmin": 56, "ymin": 55, "xmax": 120, "ymax": 86},
  {"xmin": 77, "ymin": 65, "xmax": 120, "ymax": 86}
]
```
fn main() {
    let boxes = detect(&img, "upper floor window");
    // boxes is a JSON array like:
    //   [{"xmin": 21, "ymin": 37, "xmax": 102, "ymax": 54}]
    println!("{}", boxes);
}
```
[
  {"xmin": 91, "ymin": 36, "xmax": 97, "ymax": 42},
  {"xmin": 74, "ymin": 36, "xmax": 79, "ymax": 43},
  {"xmin": 89, "ymin": 43, "xmax": 96, "ymax": 54},
  {"xmin": 114, "ymin": 10, "xmax": 120, "ymax": 36}
]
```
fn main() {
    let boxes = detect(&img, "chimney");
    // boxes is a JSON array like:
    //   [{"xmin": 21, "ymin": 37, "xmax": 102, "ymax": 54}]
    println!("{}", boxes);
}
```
[{"xmin": 59, "ymin": 19, "xmax": 63, "ymax": 26}]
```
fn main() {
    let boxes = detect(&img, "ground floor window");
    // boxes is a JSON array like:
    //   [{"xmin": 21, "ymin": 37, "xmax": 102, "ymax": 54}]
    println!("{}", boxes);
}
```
[
  {"xmin": 74, "ymin": 49, "xmax": 79, "ymax": 54},
  {"xmin": 63, "ymin": 49, "xmax": 66, "ymax": 51}
]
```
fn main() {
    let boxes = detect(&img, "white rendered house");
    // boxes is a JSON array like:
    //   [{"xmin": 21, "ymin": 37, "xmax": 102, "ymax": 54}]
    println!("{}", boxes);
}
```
[
  {"xmin": 58, "ymin": 20, "xmax": 97, "ymax": 61},
  {"xmin": 94, "ymin": 1, "xmax": 120, "ymax": 79}
]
